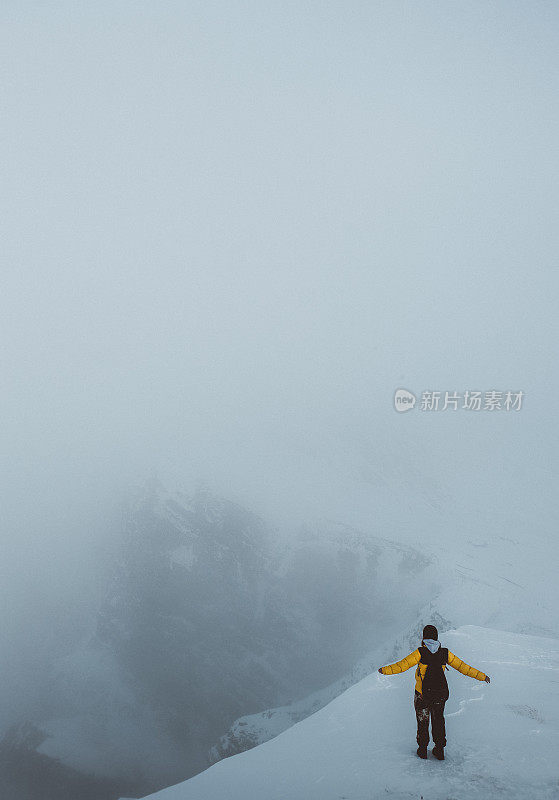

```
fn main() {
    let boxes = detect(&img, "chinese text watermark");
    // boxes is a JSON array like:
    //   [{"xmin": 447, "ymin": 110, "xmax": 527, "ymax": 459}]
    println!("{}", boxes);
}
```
[{"xmin": 394, "ymin": 389, "xmax": 524, "ymax": 413}]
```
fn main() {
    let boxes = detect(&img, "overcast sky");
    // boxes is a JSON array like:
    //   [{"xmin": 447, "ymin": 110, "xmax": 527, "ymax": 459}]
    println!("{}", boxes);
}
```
[{"xmin": 1, "ymin": 2, "xmax": 558, "ymax": 657}]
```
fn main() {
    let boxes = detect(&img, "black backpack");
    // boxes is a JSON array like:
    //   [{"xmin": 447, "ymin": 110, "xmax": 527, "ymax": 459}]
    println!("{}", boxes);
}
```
[{"xmin": 419, "ymin": 645, "xmax": 449, "ymax": 700}]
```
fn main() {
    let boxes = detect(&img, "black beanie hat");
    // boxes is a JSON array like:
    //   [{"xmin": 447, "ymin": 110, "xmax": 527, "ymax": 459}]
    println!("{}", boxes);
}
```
[{"xmin": 422, "ymin": 624, "xmax": 438, "ymax": 640}]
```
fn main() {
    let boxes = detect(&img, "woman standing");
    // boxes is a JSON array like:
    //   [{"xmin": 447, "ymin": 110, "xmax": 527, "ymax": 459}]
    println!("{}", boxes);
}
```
[{"xmin": 378, "ymin": 624, "xmax": 490, "ymax": 760}]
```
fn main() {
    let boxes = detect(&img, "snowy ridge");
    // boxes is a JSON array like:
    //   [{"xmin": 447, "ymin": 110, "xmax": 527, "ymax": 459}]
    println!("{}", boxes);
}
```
[
  {"xmin": 208, "ymin": 610, "xmax": 452, "ymax": 763},
  {"xmin": 206, "ymin": 519, "xmax": 559, "ymax": 766},
  {"xmin": 135, "ymin": 626, "xmax": 559, "ymax": 800}
]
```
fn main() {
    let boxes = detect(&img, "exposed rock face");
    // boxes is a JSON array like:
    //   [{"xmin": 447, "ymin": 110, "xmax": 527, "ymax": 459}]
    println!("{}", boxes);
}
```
[
  {"xmin": 29, "ymin": 478, "xmax": 434, "ymax": 797},
  {"xmin": 95, "ymin": 479, "xmax": 289, "ymax": 769}
]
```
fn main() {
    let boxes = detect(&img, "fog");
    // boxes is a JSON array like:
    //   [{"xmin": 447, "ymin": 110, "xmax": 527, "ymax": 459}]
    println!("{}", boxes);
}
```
[{"xmin": 1, "ymin": 1, "xmax": 558, "ymax": 796}]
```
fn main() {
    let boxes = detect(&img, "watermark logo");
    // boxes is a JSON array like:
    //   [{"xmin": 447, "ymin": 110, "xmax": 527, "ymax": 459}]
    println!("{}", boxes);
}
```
[
  {"xmin": 394, "ymin": 389, "xmax": 524, "ymax": 413},
  {"xmin": 394, "ymin": 388, "xmax": 417, "ymax": 412}
]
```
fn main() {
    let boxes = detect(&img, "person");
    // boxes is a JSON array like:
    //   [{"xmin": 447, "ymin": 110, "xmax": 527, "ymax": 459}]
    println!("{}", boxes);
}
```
[{"xmin": 377, "ymin": 624, "xmax": 490, "ymax": 760}]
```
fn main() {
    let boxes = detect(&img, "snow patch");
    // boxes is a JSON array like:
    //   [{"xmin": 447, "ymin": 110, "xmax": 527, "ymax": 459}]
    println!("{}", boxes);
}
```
[{"xmin": 142, "ymin": 626, "xmax": 559, "ymax": 800}]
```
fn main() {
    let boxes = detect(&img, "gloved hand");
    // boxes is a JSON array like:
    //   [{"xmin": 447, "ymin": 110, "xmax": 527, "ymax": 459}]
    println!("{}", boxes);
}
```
[{"xmin": 484, "ymin": 675, "xmax": 491, "ymax": 683}]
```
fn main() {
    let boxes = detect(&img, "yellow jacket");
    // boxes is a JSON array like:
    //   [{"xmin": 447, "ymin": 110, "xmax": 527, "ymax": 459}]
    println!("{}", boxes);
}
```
[{"xmin": 379, "ymin": 648, "xmax": 487, "ymax": 694}]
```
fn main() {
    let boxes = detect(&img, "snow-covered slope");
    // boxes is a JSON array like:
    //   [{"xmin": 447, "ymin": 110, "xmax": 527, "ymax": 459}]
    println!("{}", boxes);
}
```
[
  {"xmin": 207, "ymin": 611, "xmax": 452, "ymax": 763},
  {"xmin": 137, "ymin": 626, "xmax": 559, "ymax": 800},
  {"xmin": 208, "ymin": 520, "xmax": 559, "ymax": 764}
]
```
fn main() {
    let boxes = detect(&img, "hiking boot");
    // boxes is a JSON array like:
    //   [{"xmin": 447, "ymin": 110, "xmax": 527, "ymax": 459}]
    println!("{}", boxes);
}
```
[
  {"xmin": 432, "ymin": 746, "xmax": 444, "ymax": 760},
  {"xmin": 416, "ymin": 746, "xmax": 428, "ymax": 759}
]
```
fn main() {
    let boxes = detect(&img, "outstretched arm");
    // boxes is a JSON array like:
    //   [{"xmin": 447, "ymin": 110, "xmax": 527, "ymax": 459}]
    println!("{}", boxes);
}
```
[
  {"xmin": 448, "ymin": 651, "xmax": 490, "ymax": 682},
  {"xmin": 378, "ymin": 649, "xmax": 421, "ymax": 675}
]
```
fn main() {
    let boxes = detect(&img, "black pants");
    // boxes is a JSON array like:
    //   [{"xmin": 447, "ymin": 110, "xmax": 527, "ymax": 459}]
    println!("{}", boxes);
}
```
[{"xmin": 414, "ymin": 691, "xmax": 447, "ymax": 748}]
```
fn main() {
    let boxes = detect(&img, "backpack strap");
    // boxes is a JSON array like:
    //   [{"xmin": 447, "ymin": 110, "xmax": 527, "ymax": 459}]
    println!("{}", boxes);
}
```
[{"xmin": 420, "ymin": 645, "xmax": 448, "ymax": 669}]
